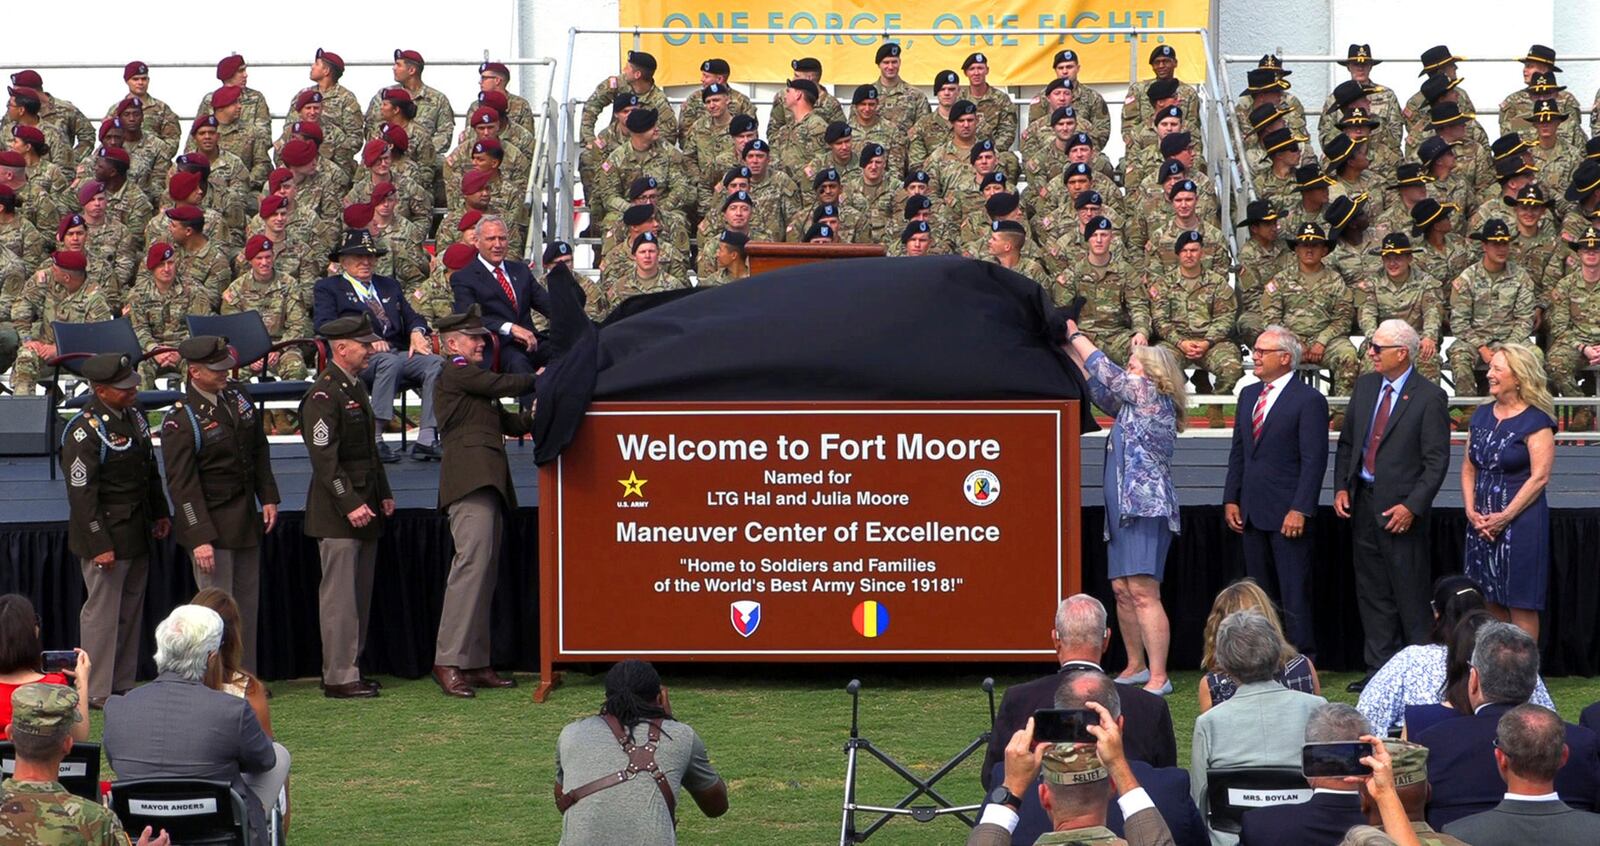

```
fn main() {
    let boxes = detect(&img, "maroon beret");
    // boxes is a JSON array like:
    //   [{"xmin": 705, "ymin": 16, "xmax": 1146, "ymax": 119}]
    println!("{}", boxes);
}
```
[
  {"xmin": 123, "ymin": 61, "xmax": 148, "ymax": 81},
  {"xmin": 244, "ymin": 234, "xmax": 273, "ymax": 260},
  {"xmin": 56, "ymin": 213, "xmax": 86, "ymax": 242},
  {"xmin": 471, "ymin": 138, "xmax": 502, "ymax": 156},
  {"xmin": 291, "ymin": 120, "xmax": 324, "ymax": 143},
  {"xmin": 293, "ymin": 89, "xmax": 323, "ymax": 112},
  {"xmin": 361, "ymin": 138, "xmax": 389, "ymax": 167},
  {"xmin": 114, "ymin": 97, "xmax": 143, "ymax": 115},
  {"xmin": 479, "ymin": 61, "xmax": 511, "ymax": 79},
  {"xmin": 470, "ymin": 107, "xmax": 500, "ymax": 127},
  {"xmin": 0, "ymin": 150, "xmax": 26, "ymax": 168},
  {"xmin": 189, "ymin": 114, "xmax": 219, "ymax": 135},
  {"xmin": 164, "ymin": 205, "xmax": 204, "ymax": 225},
  {"xmin": 54, "ymin": 250, "xmax": 88, "ymax": 272},
  {"xmin": 168, "ymin": 171, "xmax": 203, "ymax": 202},
  {"xmin": 267, "ymin": 168, "xmax": 292, "ymax": 193},
  {"xmin": 394, "ymin": 48, "xmax": 425, "ymax": 67},
  {"xmin": 7, "ymin": 86, "xmax": 41, "ymax": 102},
  {"xmin": 442, "ymin": 242, "xmax": 477, "ymax": 271},
  {"xmin": 458, "ymin": 208, "xmax": 483, "ymax": 232},
  {"xmin": 96, "ymin": 146, "xmax": 130, "ymax": 165},
  {"xmin": 211, "ymin": 85, "xmax": 242, "ymax": 110},
  {"xmin": 10, "ymin": 70, "xmax": 43, "ymax": 89},
  {"xmin": 145, "ymin": 242, "xmax": 175, "ymax": 270},
  {"xmin": 381, "ymin": 87, "xmax": 412, "ymax": 104},
  {"xmin": 176, "ymin": 152, "xmax": 210, "ymax": 170},
  {"xmin": 10, "ymin": 124, "xmax": 46, "ymax": 150},
  {"xmin": 462, "ymin": 169, "xmax": 493, "ymax": 196},
  {"xmin": 342, "ymin": 202, "xmax": 374, "ymax": 228},
  {"xmin": 314, "ymin": 48, "xmax": 344, "ymax": 71},
  {"xmin": 98, "ymin": 117, "xmax": 124, "ymax": 141},
  {"xmin": 378, "ymin": 123, "xmax": 408, "ymax": 152},
  {"xmin": 76, "ymin": 181, "xmax": 105, "ymax": 206},
  {"xmin": 0, "ymin": 184, "xmax": 17, "ymax": 210},
  {"xmin": 258, "ymin": 193, "xmax": 286, "ymax": 219},
  {"xmin": 280, "ymin": 138, "xmax": 316, "ymax": 167},
  {"xmin": 477, "ymin": 90, "xmax": 509, "ymax": 114},
  {"xmin": 216, "ymin": 55, "xmax": 246, "ymax": 81},
  {"xmin": 370, "ymin": 181, "xmax": 397, "ymax": 204}
]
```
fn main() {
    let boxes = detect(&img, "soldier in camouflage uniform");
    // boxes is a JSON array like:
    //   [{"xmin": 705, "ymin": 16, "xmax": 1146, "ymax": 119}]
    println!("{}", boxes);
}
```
[
  {"xmin": 154, "ymin": 206, "xmax": 231, "ymax": 307},
  {"xmin": 0, "ymin": 183, "xmax": 48, "ymax": 271},
  {"xmin": 306, "ymin": 49, "xmax": 366, "ymax": 153},
  {"xmin": 1145, "ymin": 181, "xmax": 1229, "ymax": 278},
  {"xmin": 194, "ymin": 88, "xmax": 269, "ymax": 191},
  {"xmin": 125, "ymin": 243, "xmax": 211, "ymax": 389},
  {"xmin": 1321, "ymin": 46, "xmax": 1405, "ymax": 160},
  {"xmin": 603, "ymin": 176, "xmax": 690, "ymax": 259},
  {"xmin": 5, "ymin": 69, "xmax": 94, "ymax": 161},
  {"xmin": 846, "ymin": 86, "xmax": 906, "ymax": 181},
  {"xmin": 476, "ymin": 61, "xmax": 538, "ymax": 140},
  {"xmin": 579, "ymin": 51, "xmax": 676, "ymax": 142},
  {"xmin": 82, "ymin": 145, "xmax": 154, "ymax": 236},
  {"xmin": 910, "ymin": 71, "xmax": 963, "ymax": 174},
  {"xmin": 194, "ymin": 55, "xmax": 271, "ymax": 139},
  {"xmin": 222, "ymin": 235, "xmax": 311, "ymax": 381},
  {"xmin": 279, "ymin": 140, "xmax": 343, "ymax": 259},
  {"xmin": 1356, "ymin": 233, "xmax": 1444, "ymax": 381},
  {"xmin": 1426, "ymin": 102, "xmax": 1495, "ymax": 200},
  {"xmin": 1152, "ymin": 230, "xmax": 1242, "ymax": 397},
  {"xmin": 887, "ymin": 195, "xmax": 957, "ymax": 256},
  {"xmin": 769, "ymin": 57, "xmax": 844, "ymax": 136},
  {"xmin": 596, "ymin": 109, "xmax": 698, "ymax": 225},
  {"xmin": 411, "ymin": 242, "xmax": 476, "ymax": 326},
  {"xmin": 1043, "ymin": 190, "xmax": 1114, "ymax": 271},
  {"xmin": 699, "ymin": 230, "xmax": 751, "ymax": 287},
  {"xmin": 1525, "ymin": 98, "xmax": 1582, "ymax": 195},
  {"xmin": 281, "ymin": 90, "xmax": 356, "ymax": 183},
  {"xmin": 601, "ymin": 232, "xmax": 685, "ymax": 315},
  {"xmin": 364, "ymin": 50, "xmax": 455, "ymax": 173},
  {"xmin": 0, "ymin": 149, "xmax": 59, "ymax": 236},
  {"xmin": 1325, "ymin": 194, "xmax": 1384, "ymax": 290},
  {"xmin": 1546, "ymin": 227, "xmax": 1600, "ymax": 429},
  {"xmin": 348, "ymin": 140, "xmax": 429, "ymax": 230},
  {"xmin": 1121, "ymin": 46, "xmax": 1201, "ymax": 150},
  {"xmin": 1372, "ymin": 163, "xmax": 1436, "ymax": 246},
  {"xmin": 1500, "ymin": 50, "xmax": 1584, "ymax": 146},
  {"xmin": 369, "ymin": 189, "xmax": 429, "ymax": 291},
  {"xmin": 443, "ymin": 112, "xmax": 528, "ymax": 210},
  {"xmin": 601, "ymin": 204, "xmax": 690, "ymax": 280},
  {"xmin": 1054, "ymin": 215, "xmax": 1151, "ymax": 366},
  {"xmin": 254, "ymin": 194, "xmax": 323, "ymax": 307},
  {"xmin": 986, "ymin": 220, "xmax": 1046, "ymax": 283},
  {"xmin": 1254, "ymin": 129, "xmax": 1309, "ymax": 215},
  {"xmin": 7, "ymin": 122, "xmax": 71, "ymax": 221},
  {"xmin": 787, "ymin": 197, "xmax": 847, "ymax": 247},
  {"xmin": 1261, "ymin": 222, "xmax": 1359, "ymax": 396},
  {"xmin": 770, "ymin": 80, "xmax": 831, "ymax": 182},
  {"xmin": 698, "ymin": 191, "xmax": 759, "ymax": 272},
  {"xmin": 1123, "ymin": 107, "xmax": 1208, "ymax": 190},
  {"xmin": 1233, "ymin": 201, "xmax": 1292, "ymax": 344},
  {"xmin": 801, "ymin": 125, "xmax": 861, "ymax": 189},
  {"xmin": 1027, "ymin": 50, "xmax": 1111, "ymax": 150},
  {"xmin": 682, "ymin": 84, "xmax": 736, "ymax": 186},
  {"xmin": 0, "ymin": 683, "xmax": 144, "ymax": 846},
  {"xmin": 1500, "ymin": 184, "xmax": 1563, "ymax": 308},
  {"xmin": 677, "ymin": 59, "xmax": 755, "ymax": 144},
  {"xmin": 371, "ymin": 92, "xmax": 439, "ymax": 194},
  {"xmin": 10, "ymin": 251, "xmax": 111, "ymax": 393},
  {"xmin": 1325, "ymin": 136, "xmax": 1388, "ymax": 224},
  {"xmin": 184, "ymin": 129, "xmax": 251, "ymax": 245},
  {"xmin": 1234, "ymin": 61, "xmax": 1308, "ymax": 141},
  {"xmin": 1403, "ymin": 47, "xmax": 1480, "ymax": 145},
  {"xmin": 1448, "ymin": 219, "xmax": 1540, "ymax": 395},
  {"xmin": 1409, "ymin": 199, "xmax": 1474, "ymax": 303},
  {"xmin": 744, "ymin": 142, "xmax": 803, "ymax": 242},
  {"xmin": 841, "ymin": 145, "xmax": 897, "ymax": 246},
  {"xmin": 957, "ymin": 53, "xmax": 1016, "ymax": 151},
  {"xmin": 870, "ymin": 43, "xmax": 928, "ymax": 134},
  {"xmin": 60, "ymin": 205, "xmax": 136, "ymax": 311},
  {"xmin": 106, "ymin": 63, "xmax": 180, "ymax": 151},
  {"xmin": 1467, "ymin": 157, "xmax": 1538, "ymax": 234},
  {"xmin": 1334, "ymin": 107, "xmax": 1398, "ymax": 183}
]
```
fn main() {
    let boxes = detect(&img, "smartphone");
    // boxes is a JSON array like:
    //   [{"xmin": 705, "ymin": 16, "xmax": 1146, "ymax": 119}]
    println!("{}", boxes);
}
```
[
  {"xmin": 41, "ymin": 650, "xmax": 77, "ymax": 673},
  {"xmin": 1302, "ymin": 741, "xmax": 1373, "ymax": 778},
  {"xmin": 1033, "ymin": 708, "xmax": 1097, "ymax": 744}
]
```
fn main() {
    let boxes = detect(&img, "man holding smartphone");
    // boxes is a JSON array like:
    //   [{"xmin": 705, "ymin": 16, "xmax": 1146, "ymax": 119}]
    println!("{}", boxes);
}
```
[{"xmin": 970, "ymin": 700, "xmax": 1177, "ymax": 845}]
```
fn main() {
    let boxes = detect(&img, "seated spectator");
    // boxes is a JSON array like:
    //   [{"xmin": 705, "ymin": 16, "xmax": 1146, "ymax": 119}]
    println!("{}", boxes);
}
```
[
  {"xmin": 998, "ymin": 670, "xmax": 1208, "ymax": 846},
  {"xmin": 192, "ymin": 588, "xmax": 290, "ymax": 830},
  {"xmin": 312, "ymin": 226, "xmax": 444, "ymax": 463},
  {"xmin": 3, "ymin": 683, "xmax": 168, "ymax": 846},
  {"xmin": 1359, "ymin": 741, "xmax": 1470, "ymax": 845},
  {"xmin": 555, "ymin": 660, "xmax": 727, "ymax": 845},
  {"xmin": 0, "ymin": 593, "xmax": 89, "ymax": 741},
  {"xmin": 1239, "ymin": 704, "xmax": 1371, "ymax": 845},
  {"xmin": 1192, "ymin": 610, "xmax": 1327, "ymax": 845},
  {"xmin": 1445, "ymin": 704, "xmax": 1600, "ymax": 844},
  {"xmin": 1417, "ymin": 622, "xmax": 1600, "ymax": 829},
  {"xmin": 1400, "ymin": 609, "xmax": 1551, "ymax": 739},
  {"xmin": 984, "ymin": 593, "xmax": 1177, "ymax": 793},
  {"xmin": 103, "ymin": 605, "xmax": 278, "ymax": 846},
  {"xmin": 1197, "ymin": 579, "xmax": 1319, "ymax": 713},
  {"xmin": 449, "ymin": 215, "xmax": 548, "ymax": 381},
  {"xmin": 971, "ymin": 698, "xmax": 1177, "ymax": 846}
]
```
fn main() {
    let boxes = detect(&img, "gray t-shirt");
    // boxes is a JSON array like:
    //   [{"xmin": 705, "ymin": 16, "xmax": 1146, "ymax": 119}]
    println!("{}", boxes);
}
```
[{"xmin": 556, "ymin": 715, "xmax": 720, "ymax": 846}]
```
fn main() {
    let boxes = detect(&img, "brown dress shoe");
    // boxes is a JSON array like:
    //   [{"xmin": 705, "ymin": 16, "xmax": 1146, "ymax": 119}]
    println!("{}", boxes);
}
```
[
  {"xmin": 432, "ymin": 665, "xmax": 476, "ymax": 698},
  {"xmin": 463, "ymin": 667, "xmax": 517, "ymax": 689},
  {"xmin": 88, "ymin": 696, "xmax": 109, "ymax": 710},
  {"xmin": 324, "ymin": 681, "xmax": 379, "ymax": 699}
]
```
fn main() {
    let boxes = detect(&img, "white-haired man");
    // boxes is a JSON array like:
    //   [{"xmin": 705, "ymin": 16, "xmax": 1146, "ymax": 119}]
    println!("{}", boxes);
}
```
[
  {"xmin": 103, "ymin": 605, "xmax": 278, "ymax": 846},
  {"xmin": 983, "ymin": 594, "xmax": 1177, "ymax": 791}
]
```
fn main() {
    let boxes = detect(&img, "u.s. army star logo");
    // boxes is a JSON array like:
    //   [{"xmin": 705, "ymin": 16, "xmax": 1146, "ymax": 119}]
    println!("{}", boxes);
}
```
[
  {"xmin": 69, "ymin": 458, "xmax": 88, "ymax": 487},
  {"xmin": 311, "ymin": 419, "xmax": 330, "ymax": 446}
]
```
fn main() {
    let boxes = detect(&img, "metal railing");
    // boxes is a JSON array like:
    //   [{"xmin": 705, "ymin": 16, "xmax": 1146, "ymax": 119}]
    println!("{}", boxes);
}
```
[{"xmin": 557, "ymin": 25, "xmax": 1249, "ymax": 256}]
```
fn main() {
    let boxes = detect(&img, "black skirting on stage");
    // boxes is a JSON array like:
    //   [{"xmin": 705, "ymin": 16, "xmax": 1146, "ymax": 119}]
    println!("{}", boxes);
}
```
[{"xmin": 2, "ymin": 506, "xmax": 1596, "ymax": 681}]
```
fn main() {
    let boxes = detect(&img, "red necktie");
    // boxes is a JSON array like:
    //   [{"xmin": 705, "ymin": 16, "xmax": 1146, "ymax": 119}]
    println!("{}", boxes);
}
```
[
  {"xmin": 1252, "ymin": 382, "xmax": 1273, "ymax": 441},
  {"xmin": 1363, "ymin": 384, "xmax": 1394, "ymax": 477},
  {"xmin": 494, "ymin": 266, "xmax": 516, "ymax": 308}
]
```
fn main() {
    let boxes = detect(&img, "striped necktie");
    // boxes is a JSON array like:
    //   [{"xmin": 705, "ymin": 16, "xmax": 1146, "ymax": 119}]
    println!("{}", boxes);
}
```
[{"xmin": 1252, "ymin": 382, "xmax": 1273, "ymax": 441}]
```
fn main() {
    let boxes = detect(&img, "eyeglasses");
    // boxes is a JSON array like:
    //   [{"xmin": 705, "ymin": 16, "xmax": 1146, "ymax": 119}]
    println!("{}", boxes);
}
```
[
  {"xmin": 1370, "ymin": 343, "xmax": 1403, "ymax": 353},
  {"xmin": 1251, "ymin": 347, "xmax": 1287, "ymax": 355}
]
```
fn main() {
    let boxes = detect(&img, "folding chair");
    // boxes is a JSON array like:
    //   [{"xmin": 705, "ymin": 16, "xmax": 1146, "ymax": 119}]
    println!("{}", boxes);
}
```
[
  {"xmin": 44, "ymin": 318, "xmax": 182, "ymax": 480},
  {"xmin": 185, "ymin": 311, "xmax": 319, "ymax": 408},
  {"xmin": 0, "ymin": 740, "xmax": 101, "ymax": 801},
  {"xmin": 1204, "ymin": 767, "xmax": 1311, "ymax": 834},
  {"xmin": 109, "ymin": 778, "xmax": 251, "ymax": 845}
]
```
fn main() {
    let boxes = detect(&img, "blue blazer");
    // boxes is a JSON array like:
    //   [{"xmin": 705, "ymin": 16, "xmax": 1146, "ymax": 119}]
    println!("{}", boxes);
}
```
[
  {"xmin": 990, "ymin": 760, "xmax": 1208, "ymax": 846},
  {"xmin": 449, "ymin": 257, "xmax": 549, "ymax": 338},
  {"xmin": 312, "ymin": 273, "xmax": 428, "ymax": 347},
  {"xmin": 1239, "ymin": 790, "xmax": 1364, "ymax": 846},
  {"xmin": 1418, "ymin": 701, "xmax": 1600, "ymax": 829},
  {"xmin": 1224, "ymin": 376, "xmax": 1329, "ymax": 530}
]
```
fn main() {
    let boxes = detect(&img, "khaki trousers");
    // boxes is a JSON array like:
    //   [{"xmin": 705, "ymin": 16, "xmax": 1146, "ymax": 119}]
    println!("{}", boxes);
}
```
[
  {"xmin": 435, "ymin": 490, "xmax": 502, "ymax": 668},
  {"xmin": 193, "ymin": 546, "xmax": 261, "ymax": 674},
  {"xmin": 79, "ymin": 555, "xmax": 148, "ymax": 699},
  {"xmin": 316, "ymin": 538, "xmax": 377, "ymax": 686}
]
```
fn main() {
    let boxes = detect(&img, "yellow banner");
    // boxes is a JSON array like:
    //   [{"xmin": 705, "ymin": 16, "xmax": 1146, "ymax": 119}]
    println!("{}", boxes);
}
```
[{"xmin": 615, "ymin": 0, "xmax": 1211, "ymax": 87}]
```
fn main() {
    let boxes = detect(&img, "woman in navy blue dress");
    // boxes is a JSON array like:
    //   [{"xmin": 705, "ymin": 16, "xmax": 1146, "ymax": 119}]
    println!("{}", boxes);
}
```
[{"xmin": 1460, "ymin": 343, "xmax": 1556, "ymax": 641}]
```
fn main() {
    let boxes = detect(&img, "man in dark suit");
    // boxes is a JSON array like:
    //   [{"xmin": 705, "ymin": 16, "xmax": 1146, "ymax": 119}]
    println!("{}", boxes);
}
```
[
  {"xmin": 104, "ymin": 605, "xmax": 278, "ymax": 845},
  {"xmin": 1418, "ymin": 623, "xmax": 1600, "ymax": 828},
  {"xmin": 1445, "ymin": 704, "xmax": 1600, "ymax": 844},
  {"xmin": 1225, "ymin": 326, "xmax": 1330, "ymax": 655},
  {"xmin": 995, "ymin": 670, "xmax": 1207, "ymax": 846},
  {"xmin": 313, "ymin": 227, "xmax": 444, "ymax": 462},
  {"xmin": 429, "ymin": 306, "xmax": 535, "ymax": 698},
  {"xmin": 1333, "ymin": 318, "xmax": 1450, "ymax": 691},
  {"xmin": 449, "ymin": 214, "xmax": 549, "ymax": 384},
  {"xmin": 1239, "ymin": 703, "xmax": 1370, "ymax": 846},
  {"xmin": 1581, "ymin": 700, "xmax": 1600, "ymax": 735},
  {"xmin": 982, "ymin": 594, "xmax": 1177, "ymax": 792}
]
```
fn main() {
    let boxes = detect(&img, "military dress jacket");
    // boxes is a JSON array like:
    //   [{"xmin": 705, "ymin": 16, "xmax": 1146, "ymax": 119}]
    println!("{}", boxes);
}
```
[
  {"xmin": 434, "ymin": 356, "xmax": 535, "ymax": 510},
  {"xmin": 160, "ymin": 382, "xmax": 280, "ymax": 550},
  {"xmin": 61, "ymin": 397, "xmax": 169, "ymax": 560},
  {"xmin": 299, "ymin": 365, "xmax": 391, "ymax": 540}
]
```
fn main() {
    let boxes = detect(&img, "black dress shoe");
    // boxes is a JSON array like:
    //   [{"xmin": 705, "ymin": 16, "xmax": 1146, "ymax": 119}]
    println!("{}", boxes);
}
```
[
  {"xmin": 1346, "ymin": 672, "xmax": 1374, "ymax": 693},
  {"xmin": 376, "ymin": 441, "xmax": 402, "ymax": 463},
  {"xmin": 410, "ymin": 441, "xmax": 442, "ymax": 461}
]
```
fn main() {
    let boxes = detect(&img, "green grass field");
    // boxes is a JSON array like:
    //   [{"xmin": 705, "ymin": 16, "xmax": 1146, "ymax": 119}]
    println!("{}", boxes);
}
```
[{"xmin": 80, "ymin": 667, "xmax": 1600, "ymax": 845}]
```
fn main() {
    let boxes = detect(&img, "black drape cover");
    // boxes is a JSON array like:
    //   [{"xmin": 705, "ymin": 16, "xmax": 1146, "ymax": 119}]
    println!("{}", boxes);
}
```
[{"xmin": 3, "ymin": 507, "xmax": 1595, "ymax": 681}]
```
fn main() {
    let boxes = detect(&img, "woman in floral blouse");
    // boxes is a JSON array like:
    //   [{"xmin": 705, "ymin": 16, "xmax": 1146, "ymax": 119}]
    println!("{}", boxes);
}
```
[{"xmin": 1062, "ymin": 317, "xmax": 1184, "ymax": 696}]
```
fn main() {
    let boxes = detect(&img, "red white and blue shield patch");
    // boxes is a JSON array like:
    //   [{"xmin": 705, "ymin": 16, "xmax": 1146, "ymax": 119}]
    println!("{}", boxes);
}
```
[{"xmin": 730, "ymin": 600, "xmax": 761, "ymax": 638}]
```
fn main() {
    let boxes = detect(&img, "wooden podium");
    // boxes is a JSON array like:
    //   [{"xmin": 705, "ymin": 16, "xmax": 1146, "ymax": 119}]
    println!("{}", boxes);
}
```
[{"xmin": 747, "ymin": 241, "xmax": 885, "ymax": 275}]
